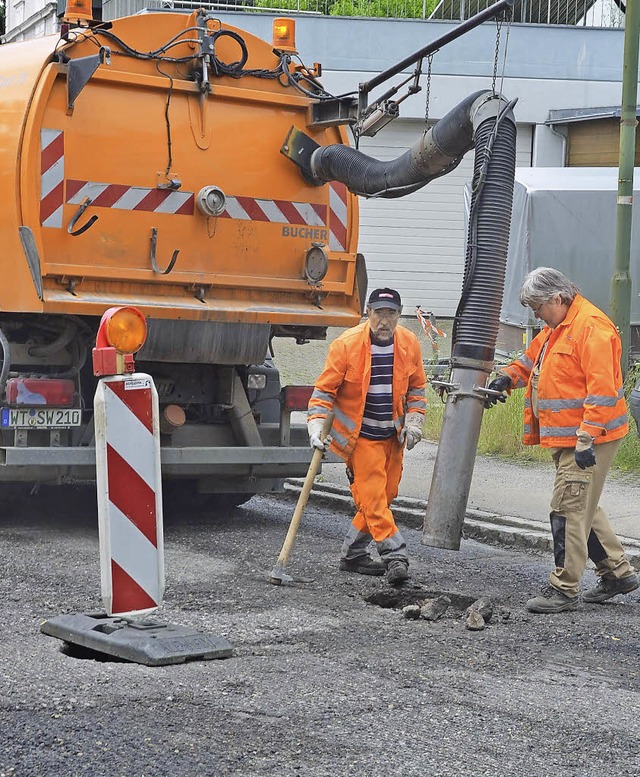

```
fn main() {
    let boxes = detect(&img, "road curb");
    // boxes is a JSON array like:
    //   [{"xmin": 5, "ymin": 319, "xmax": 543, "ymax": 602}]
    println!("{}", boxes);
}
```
[{"xmin": 284, "ymin": 478, "xmax": 640, "ymax": 568}]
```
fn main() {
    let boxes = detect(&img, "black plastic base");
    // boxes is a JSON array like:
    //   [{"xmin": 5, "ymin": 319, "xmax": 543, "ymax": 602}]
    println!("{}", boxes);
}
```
[{"xmin": 41, "ymin": 612, "xmax": 233, "ymax": 666}]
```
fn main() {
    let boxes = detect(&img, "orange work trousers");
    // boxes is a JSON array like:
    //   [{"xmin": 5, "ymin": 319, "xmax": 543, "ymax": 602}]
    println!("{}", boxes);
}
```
[{"xmin": 346, "ymin": 435, "xmax": 403, "ymax": 543}]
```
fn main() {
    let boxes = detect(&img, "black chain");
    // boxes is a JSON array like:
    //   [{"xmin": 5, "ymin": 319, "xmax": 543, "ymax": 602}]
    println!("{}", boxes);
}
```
[
  {"xmin": 492, "ymin": 17, "xmax": 502, "ymax": 95},
  {"xmin": 424, "ymin": 54, "xmax": 434, "ymax": 126}
]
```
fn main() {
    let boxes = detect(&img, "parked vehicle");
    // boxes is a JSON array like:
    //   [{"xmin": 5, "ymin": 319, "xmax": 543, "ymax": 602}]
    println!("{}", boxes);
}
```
[
  {"xmin": 0, "ymin": 5, "xmax": 365, "ymax": 503},
  {"xmin": 0, "ymin": 0, "xmax": 516, "ymax": 513}
]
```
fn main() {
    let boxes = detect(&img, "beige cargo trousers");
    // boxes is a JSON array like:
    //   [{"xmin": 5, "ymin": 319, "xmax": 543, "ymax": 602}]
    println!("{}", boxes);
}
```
[{"xmin": 548, "ymin": 439, "xmax": 635, "ymax": 597}]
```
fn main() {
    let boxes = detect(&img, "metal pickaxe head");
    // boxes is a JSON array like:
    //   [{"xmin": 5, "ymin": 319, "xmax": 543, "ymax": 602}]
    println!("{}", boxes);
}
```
[
  {"xmin": 268, "ymin": 565, "xmax": 315, "ymax": 586},
  {"xmin": 268, "ymin": 565, "xmax": 293, "ymax": 586}
]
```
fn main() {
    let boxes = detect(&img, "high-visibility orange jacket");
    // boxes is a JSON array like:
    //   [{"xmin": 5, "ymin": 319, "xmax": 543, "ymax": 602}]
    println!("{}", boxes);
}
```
[
  {"xmin": 308, "ymin": 321, "xmax": 427, "ymax": 461},
  {"xmin": 501, "ymin": 294, "xmax": 628, "ymax": 448}
]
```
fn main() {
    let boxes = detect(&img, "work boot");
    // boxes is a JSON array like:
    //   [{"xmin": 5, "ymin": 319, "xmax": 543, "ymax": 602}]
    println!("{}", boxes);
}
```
[
  {"xmin": 339, "ymin": 556, "xmax": 385, "ymax": 576},
  {"xmin": 526, "ymin": 585, "xmax": 578, "ymax": 614},
  {"xmin": 386, "ymin": 560, "xmax": 410, "ymax": 587},
  {"xmin": 583, "ymin": 573, "xmax": 639, "ymax": 604}
]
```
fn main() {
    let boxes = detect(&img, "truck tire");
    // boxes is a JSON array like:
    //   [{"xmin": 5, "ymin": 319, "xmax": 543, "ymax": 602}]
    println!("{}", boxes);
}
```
[
  {"xmin": 214, "ymin": 493, "xmax": 254, "ymax": 510},
  {"xmin": 188, "ymin": 492, "xmax": 254, "ymax": 511},
  {"xmin": 0, "ymin": 484, "xmax": 32, "ymax": 509},
  {"xmin": 163, "ymin": 481, "xmax": 254, "ymax": 513}
]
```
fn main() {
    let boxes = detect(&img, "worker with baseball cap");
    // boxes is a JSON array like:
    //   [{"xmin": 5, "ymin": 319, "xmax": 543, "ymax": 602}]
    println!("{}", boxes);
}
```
[{"xmin": 307, "ymin": 287, "xmax": 427, "ymax": 585}]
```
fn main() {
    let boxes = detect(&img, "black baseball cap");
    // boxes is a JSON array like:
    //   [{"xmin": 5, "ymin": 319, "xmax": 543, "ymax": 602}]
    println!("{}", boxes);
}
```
[{"xmin": 367, "ymin": 287, "xmax": 402, "ymax": 311}]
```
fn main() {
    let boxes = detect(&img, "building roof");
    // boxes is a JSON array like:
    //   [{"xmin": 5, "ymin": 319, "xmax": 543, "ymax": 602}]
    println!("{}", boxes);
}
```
[{"xmin": 547, "ymin": 106, "xmax": 640, "ymax": 124}]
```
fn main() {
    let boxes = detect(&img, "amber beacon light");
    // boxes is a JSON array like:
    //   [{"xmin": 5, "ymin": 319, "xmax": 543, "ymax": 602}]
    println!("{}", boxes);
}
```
[
  {"xmin": 272, "ymin": 18, "xmax": 297, "ymax": 53},
  {"xmin": 93, "ymin": 306, "xmax": 148, "ymax": 377},
  {"xmin": 63, "ymin": 0, "xmax": 94, "ymax": 23}
]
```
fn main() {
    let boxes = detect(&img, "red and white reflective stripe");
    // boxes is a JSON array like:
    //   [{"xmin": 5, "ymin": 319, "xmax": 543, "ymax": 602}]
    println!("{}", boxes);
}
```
[
  {"xmin": 329, "ymin": 182, "xmax": 348, "ymax": 251},
  {"xmin": 38, "ymin": 130, "xmax": 350, "ymax": 246},
  {"xmin": 95, "ymin": 374, "xmax": 164, "ymax": 617},
  {"xmin": 40, "ymin": 129, "xmax": 64, "ymax": 228},
  {"xmin": 219, "ymin": 195, "xmax": 326, "ymax": 227},
  {"xmin": 67, "ymin": 180, "xmax": 195, "ymax": 215}
]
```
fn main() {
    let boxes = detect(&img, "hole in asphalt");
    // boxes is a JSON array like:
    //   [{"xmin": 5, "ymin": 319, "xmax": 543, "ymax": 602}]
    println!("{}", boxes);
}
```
[{"xmin": 364, "ymin": 584, "xmax": 476, "ymax": 612}]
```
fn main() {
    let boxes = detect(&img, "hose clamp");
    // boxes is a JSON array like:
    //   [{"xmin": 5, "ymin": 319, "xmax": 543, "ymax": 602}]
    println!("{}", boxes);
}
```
[{"xmin": 450, "ymin": 355, "xmax": 494, "ymax": 372}]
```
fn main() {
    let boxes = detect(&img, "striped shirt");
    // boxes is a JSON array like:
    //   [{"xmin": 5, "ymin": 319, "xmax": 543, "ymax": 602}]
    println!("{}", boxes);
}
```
[{"xmin": 360, "ymin": 340, "xmax": 395, "ymax": 440}]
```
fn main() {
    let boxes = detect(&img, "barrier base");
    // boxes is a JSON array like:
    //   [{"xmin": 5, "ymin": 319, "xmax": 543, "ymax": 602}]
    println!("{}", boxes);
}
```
[{"xmin": 41, "ymin": 612, "xmax": 233, "ymax": 666}]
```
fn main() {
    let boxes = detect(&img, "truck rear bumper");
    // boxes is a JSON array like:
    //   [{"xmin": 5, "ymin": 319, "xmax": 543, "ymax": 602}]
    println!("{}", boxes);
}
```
[{"xmin": 0, "ymin": 445, "xmax": 325, "ymax": 481}]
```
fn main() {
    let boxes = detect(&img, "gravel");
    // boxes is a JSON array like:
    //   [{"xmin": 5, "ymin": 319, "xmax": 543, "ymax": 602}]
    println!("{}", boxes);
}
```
[{"xmin": 1, "ymin": 486, "xmax": 639, "ymax": 776}]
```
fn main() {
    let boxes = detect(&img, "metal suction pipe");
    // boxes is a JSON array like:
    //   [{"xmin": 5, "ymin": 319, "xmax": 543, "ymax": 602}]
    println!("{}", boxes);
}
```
[{"xmin": 423, "ymin": 100, "xmax": 517, "ymax": 551}]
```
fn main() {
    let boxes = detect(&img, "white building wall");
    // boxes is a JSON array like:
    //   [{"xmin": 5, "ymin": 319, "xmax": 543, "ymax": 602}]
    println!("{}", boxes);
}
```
[
  {"xmin": 4, "ymin": 0, "xmax": 57, "ymax": 42},
  {"xmin": 358, "ymin": 121, "xmax": 533, "ymax": 316}
]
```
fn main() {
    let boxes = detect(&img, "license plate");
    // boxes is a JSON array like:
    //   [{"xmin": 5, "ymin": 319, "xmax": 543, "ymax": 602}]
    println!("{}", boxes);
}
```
[{"xmin": 0, "ymin": 407, "xmax": 82, "ymax": 429}]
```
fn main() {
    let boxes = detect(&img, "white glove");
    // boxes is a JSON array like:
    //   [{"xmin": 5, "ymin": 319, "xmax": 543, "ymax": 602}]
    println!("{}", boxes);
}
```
[
  {"xmin": 575, "ymin": 430, "xmax": 595, "ymax": 452},
  {"xmin": 307, "ymin": 418, "xmax": 333, "ymax": 452},
  {"xmin": 400, "ymin": 413, "xmax": 423, "ymax": 451}
]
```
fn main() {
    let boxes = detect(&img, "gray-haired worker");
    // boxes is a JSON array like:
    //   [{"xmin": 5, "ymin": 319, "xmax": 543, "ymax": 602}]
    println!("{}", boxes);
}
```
[{"xmin": 487, "ymin": 267, "xmax": 638, "ymax": 613}]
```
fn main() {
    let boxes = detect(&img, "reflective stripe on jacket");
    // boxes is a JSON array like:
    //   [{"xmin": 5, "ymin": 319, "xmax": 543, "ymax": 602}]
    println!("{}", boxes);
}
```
[
  {"xmin": 308, "ymin": 321, "xmax": 427, "ymax": 461},
  {"xmin": 501, "ymin": 294, "xmax": 628, "ymax": 448}
]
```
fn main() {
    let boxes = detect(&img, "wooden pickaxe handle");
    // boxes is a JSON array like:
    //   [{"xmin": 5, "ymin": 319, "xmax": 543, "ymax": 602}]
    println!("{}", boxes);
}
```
[{"xmin": 273, "ymin": 411, "xmax": 334, "ymax": 569}]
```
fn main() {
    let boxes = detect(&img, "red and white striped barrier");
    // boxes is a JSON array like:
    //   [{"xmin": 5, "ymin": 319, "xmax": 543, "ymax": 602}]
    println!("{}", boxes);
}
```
[{"xmin": 94, "ymin": 374, "xmax": 164, "ymax": 617}]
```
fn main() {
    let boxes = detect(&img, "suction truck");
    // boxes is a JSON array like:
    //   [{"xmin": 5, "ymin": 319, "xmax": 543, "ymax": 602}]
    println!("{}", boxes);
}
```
[{"xmin": 0, "ymin": 0, "xmax": 517, "ymax": 523}]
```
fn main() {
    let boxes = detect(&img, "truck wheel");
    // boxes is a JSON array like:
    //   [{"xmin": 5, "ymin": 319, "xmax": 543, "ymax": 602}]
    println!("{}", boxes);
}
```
[
  {"xmin": 163, "ymin": 482, "xmax": 254, "ymax": 513},
  {"xmin": 187, "ymin": 492, "xmax": 254, "ymax": 511},
  {"xmin": 213, "ymin": 493, "xmax": 254, "ymax": 510},
  {"xmin": 0, "ymin": 484, "xmax": 33, "ymax": 510}
]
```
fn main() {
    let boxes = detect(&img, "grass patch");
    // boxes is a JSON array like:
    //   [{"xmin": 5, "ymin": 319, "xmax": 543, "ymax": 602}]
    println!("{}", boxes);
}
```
[
  {"xmin": 614, "ymin": 422, "xmax": 640, "ymax": 471},
  {"xmin": 423, "ymin": 383, "xmax": 640, "ymax": 471}
]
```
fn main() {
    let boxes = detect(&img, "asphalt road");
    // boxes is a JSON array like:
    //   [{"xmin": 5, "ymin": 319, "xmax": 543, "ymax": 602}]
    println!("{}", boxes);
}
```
[{"xmin": 1, "ymin": 485, "xmax": 639, "ymax": 777}]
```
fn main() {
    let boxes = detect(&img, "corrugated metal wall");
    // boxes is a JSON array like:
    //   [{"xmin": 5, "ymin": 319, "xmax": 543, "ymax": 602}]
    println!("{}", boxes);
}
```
[{"xmin": 358, "ymin": 119, "xmax": 532, "ymax": 316}]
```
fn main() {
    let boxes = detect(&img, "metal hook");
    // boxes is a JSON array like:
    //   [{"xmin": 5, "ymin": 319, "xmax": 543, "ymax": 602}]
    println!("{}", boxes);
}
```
[
  {"xmin": 150, "ymin": 227, "xmax": 179, "ymax": 275},
  {"xmin": 67, "ymin": 197, "xmax": 98, "ymax": 236}
]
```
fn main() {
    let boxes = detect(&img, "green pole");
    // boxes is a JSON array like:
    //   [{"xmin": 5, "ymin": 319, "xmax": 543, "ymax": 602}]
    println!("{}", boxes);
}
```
[{"xmin": 612, "ymin": 0, "xmax": 640, "ymax": 377}]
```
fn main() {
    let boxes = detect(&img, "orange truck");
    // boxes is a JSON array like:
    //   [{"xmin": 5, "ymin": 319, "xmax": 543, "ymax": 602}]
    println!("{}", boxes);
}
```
[{"xmin": 0, "ymin": 4, "xmax": 366, "ymax": 504}]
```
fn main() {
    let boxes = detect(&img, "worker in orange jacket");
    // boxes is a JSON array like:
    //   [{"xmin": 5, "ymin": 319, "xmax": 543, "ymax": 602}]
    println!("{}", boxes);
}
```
[
  {"xmin": 487, "ymin": 267, "xmax": 638, "ymax": 613},
  {"xmin": 307, "ymin": 288, "xmax": 427, "ymax": 586}
]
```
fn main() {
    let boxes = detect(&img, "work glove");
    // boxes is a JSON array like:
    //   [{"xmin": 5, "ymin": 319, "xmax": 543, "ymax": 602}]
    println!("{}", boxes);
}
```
[
  {"xmin": 399, "ymin": 413, "xmax": 423, "ymax": 451},
  {"xmin": 307, "ymin": 417, "xmax": 333, "ymax": 452},
  {"xmin": 575, "ymin": 430, "xmax": 596, "ymax": 469},
  {"xmin": 485, "ymin": 374, "xmax": 512, "ymax": 407}
]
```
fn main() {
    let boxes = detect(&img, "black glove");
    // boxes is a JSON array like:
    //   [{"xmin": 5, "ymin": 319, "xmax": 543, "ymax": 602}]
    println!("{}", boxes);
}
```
[
  {"xmin": 575, "ymin": 446, "xmax": 596, "ymax": 469},
  {"xmin": 485, "ymin": 374, "xmax": 511, "ymax": 407}
]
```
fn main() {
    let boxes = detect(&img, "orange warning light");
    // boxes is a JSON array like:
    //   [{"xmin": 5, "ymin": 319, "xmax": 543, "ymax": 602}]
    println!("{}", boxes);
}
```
[
  {"xmin": 99, "ymin": 306, "xmax": 147, "ymax": 354},
  {"xmin": 63, "ymin": 0, "xmax": 94, "ymax": 22},
  {"xmin": 272, "ymin": 18, "xmax": 297, "ymax": 53},
  {"xmin": 93, "ymin": 307, "xmax": 147, "ymax": 376}
]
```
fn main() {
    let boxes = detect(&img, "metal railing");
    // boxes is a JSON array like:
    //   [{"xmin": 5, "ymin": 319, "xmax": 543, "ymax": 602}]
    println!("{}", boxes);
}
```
[
  {"xmin": 113, "ymin": 0, "xmax": 625, "ymax": 26},
  {"xmin": 429, "ymin": 0, "xmax": 624, "ymax": 26}
]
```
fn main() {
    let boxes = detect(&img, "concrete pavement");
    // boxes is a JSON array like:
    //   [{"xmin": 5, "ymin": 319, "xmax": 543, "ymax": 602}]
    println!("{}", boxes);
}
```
[{"xmin": 286, "ymin": 441, "xmax": 640, "ymax": 569}]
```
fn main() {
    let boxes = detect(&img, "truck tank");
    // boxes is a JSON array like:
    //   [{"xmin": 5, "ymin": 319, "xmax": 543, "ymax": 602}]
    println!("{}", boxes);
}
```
[{"xmin": 0, "ymin": 9, "xmax": 365, "ymax": 501}]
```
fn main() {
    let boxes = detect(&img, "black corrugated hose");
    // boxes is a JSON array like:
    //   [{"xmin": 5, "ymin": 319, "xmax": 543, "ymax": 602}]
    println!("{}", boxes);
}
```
[
  {"xmin": 452, "ymin": 105, "xmax": 517, "ymax": 362},
  {"xmin": 309, "ymin": 91, "xmax": 489, "ymax": 199}
]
